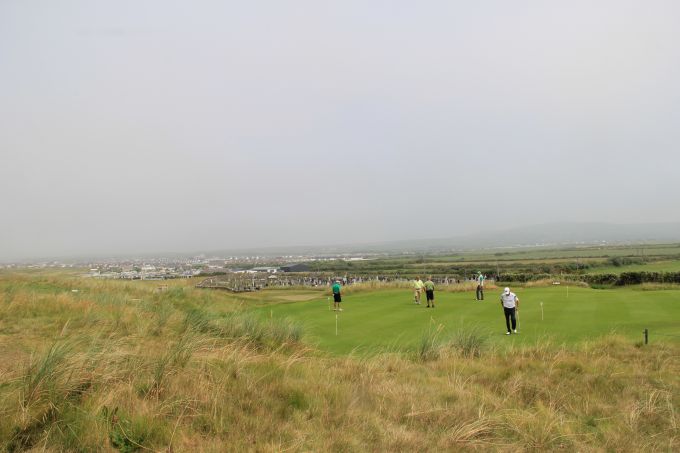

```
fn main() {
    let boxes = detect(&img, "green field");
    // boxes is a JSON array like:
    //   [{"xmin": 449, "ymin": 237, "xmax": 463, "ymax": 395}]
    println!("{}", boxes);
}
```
[
  {"xmin": 446, "ymin": 243, "xmax": 680, "ymax": 261},
  {"xmin": 587, "ymin": 259, "xmax": 680, "ymax": 274},
  {"xmin": 255, "ymin": 286, "xmax": 680, "ymax": 354},
  {"xmin": 306, "ymin": 243, "xmax": 680, "ymax": 278}
]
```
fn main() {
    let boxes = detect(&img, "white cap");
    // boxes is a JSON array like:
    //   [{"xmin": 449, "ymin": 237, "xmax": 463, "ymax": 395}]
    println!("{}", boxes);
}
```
[{"xmin": 504, "ymin": 287, "xmax": 510, "ymax": 294}]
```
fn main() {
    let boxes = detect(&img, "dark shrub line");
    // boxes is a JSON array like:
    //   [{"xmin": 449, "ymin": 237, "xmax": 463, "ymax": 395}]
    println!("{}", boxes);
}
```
[{"xmin": 497, "ymin": 271, "xmax": 680, "ymax": 286}]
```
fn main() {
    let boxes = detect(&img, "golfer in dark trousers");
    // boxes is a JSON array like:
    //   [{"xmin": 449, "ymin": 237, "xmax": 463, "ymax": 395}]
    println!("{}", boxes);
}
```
[
  {"xmin": 500, "ymin": 287, "xmax": 519, "ymax": 335},
  {"xmin": 424, "ymin": 276, "xmax": 435, "ymax": 308},
  {"xmin": 476, "ymin": 272, "xmax": 485, "ymax": 300},
  {"xmin": 332, "ymin": 280, "xmax": 343, "ymax": 311}
]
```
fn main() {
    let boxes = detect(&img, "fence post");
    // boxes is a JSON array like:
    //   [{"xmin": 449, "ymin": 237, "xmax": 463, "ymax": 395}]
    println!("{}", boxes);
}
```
[{"xmin": 643, "ymin": 328, "xmax": 648, "ymax": 345}]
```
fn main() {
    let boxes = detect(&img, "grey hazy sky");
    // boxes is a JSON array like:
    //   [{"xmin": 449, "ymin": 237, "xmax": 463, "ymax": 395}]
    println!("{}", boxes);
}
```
[{"xmin": 2, "ymin": 1, "xmax": 680, "ymax": 260}]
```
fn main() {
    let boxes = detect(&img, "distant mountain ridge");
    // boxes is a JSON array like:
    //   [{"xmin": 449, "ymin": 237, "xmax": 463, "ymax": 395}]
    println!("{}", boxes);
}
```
[
  {"xmin": 208, "ymin": 222, "xmax": 680, "ymax": 256},
  {"xmin": 12, "ymin": 222, "xmax": 680, "ymax": 263},
  {"xmin": 410, "ymin": 222, "xmax": 680, "ymax": 252}
]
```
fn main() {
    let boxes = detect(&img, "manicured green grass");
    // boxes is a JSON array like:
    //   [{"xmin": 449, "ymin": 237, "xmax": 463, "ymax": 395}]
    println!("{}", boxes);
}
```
[{"xmin": 253, "ymin": 286, "xmax": 680, "ymax": 354}]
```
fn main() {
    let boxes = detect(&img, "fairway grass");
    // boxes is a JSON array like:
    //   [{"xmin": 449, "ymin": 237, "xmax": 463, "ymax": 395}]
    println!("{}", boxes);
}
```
[{"xmin": 254, "ymin": 286, "xmax": 680, "ymax": 354}]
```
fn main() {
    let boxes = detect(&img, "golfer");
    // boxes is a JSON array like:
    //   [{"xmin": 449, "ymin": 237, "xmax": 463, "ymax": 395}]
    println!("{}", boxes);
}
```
[
  {"xmin": 332, "ymin": 280, "xmax": 343, "ymax": 311},
  {"xmin": 424, "ymin": 276, "xmax": 435, "ymax": 308},
  {"xmin": 500, "ymin": 287, "xmax": 519, "ymax": 334},
  {"xmin": 476, "ymin": 271, "xmax": 485, "ymax": 301},
  {"xmin": 413, "ymin": 276, "xmax": 424, "ymax": 305}
]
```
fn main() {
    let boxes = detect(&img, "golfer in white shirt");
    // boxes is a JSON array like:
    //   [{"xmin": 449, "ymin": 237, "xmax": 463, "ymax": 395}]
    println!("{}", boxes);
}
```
[{"xmin": 500, "ymin": 287, "xmax": 520, "ymax": 335}]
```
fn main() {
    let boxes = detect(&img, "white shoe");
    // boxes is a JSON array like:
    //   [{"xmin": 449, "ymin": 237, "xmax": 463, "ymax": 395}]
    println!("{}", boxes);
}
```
[
  {"xmin": 506, "ymin": 332, "xmax": 511, "ymax": 335},
  {"xmin": 513, "ymin": 329, "xmax": 517, "ymax": 333},
  {"xmin": 338, "ymin": 308, "xmax": 343, "ymax": 311}
]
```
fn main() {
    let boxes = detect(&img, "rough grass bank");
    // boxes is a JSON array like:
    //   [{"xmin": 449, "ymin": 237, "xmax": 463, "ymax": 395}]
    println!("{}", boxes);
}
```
[{"xmin": 0, "ymin": 272, "xmax": 678, "ymax": 452}]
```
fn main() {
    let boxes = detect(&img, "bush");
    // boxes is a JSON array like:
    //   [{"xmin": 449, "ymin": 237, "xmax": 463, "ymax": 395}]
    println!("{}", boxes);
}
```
[
  {"xmin": 584, "ymin": 273, "xmax": 619, "ymax": 286},
  {"xmin": 608, "ymin": 256, "xmax": 647, "ymax": 267},
  {"xmin": 499, "ymin": 271, "xmax": 680, "ymax": 287},
  {"xmin": 497, "ymin": 273, "xmax": 552, "ymax": 283}
]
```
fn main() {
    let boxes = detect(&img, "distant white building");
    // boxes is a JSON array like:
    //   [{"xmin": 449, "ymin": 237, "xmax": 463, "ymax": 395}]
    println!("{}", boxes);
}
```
[{"xmin": 250, "ymin": 266, "xmax": 279, "ymax": 273}]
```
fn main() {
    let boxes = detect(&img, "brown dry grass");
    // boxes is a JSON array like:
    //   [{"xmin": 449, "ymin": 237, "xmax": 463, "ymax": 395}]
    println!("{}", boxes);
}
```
[{"xmin": 0, "ymin": 272, "xmax": 678, "ymax": 452}]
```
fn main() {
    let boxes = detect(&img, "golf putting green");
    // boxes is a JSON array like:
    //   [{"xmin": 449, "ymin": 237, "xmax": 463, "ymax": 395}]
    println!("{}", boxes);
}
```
[{"xmin": 252, "ymin": 286, "xmax": 680, "ymax": 354}]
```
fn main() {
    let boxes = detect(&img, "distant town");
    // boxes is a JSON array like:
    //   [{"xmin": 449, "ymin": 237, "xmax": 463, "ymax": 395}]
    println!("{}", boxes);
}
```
[{"xmin": 0, "ymin": 254, "xmax": 378, "ymax": 280}]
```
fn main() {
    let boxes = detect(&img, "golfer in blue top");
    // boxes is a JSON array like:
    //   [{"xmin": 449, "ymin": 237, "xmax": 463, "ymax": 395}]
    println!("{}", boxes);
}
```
[
  {"xmin": 476, "ymin": 272, "xmax": 485, "ymax": 300},
  {"xmin": 332, "ymin": 280, "xmax": 343, "ymax": 311}
]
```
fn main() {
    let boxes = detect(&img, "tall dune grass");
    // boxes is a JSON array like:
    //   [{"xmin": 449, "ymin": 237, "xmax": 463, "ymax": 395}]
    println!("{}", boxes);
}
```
[{"xmin": 0, "ymin": 272, "xmax": 678, "ymax": 451}]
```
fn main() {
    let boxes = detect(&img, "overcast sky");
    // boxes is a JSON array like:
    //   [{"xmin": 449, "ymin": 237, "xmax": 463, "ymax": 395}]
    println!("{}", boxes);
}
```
[{"xmin": 2, "ymin": 1, "xmax": 680, "ymax": 260}]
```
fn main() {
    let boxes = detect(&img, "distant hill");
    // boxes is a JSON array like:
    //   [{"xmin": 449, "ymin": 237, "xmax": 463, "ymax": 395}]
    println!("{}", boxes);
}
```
[
  {"xmin": 208, "ymin": 222, "xmax": 680, "ymax": 256},
  {"xmin": 401, "ymin": 222, "xmax": 680, "ymax": 252},
  {"xmin": 28, "ymin": 222, "xmax": 679, "ymax": 263}
]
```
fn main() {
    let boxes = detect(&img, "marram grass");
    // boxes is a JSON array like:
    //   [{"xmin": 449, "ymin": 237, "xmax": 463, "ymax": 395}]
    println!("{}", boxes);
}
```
[{"xmin": 0, "ymin": 272, "xmax": 678, "ymax": 452}]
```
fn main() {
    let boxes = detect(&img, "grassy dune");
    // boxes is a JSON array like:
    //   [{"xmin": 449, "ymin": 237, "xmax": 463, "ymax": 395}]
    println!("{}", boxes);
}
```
[{"xmin": 0, "ymin": 272, "xmax": 679, "ymax": 451}]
